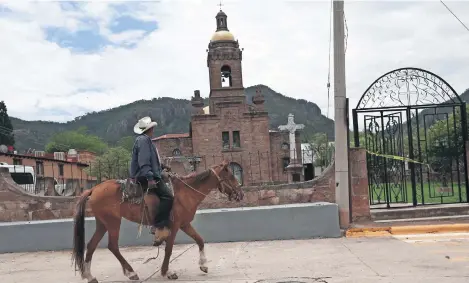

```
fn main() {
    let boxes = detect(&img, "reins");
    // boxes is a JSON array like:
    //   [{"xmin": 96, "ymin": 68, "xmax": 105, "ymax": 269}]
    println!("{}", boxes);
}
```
[
  {"xmin": 168, "ymin": 168, "xmax": 233, "ymax": 199},
  {"xmin": 135, "ymin": 166, "xmax": 237, "ymax": 282},
  {"xmin": 136, "ymin": 168, "xmax": 229, "ymax": 237},
  {"xmin": 170, "ymin": 172, "xmax": 210, "ymax": 197}
]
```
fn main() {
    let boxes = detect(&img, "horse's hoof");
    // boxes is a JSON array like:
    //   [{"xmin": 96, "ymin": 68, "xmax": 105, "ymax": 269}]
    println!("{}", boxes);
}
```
[
  {"xmin": 200, "ymin": 266, "xmax": 208, "ymax": 273},
  {"xmin": 129, "ymin": 274, "xmax": 140, "ymax": 280},
  {"xmin": 167, "ymin": 272, "xmax": 178, "ymax": 280},
  {"xmin": 89, "ymin": 279, "xmax": 99, "ymax": 283}
]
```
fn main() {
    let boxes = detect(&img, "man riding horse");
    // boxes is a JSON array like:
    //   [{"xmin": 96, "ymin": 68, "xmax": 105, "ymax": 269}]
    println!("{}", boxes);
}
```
[{"xmin": 129, "ymin": 116, "xmax": 173, "ymax": 246}]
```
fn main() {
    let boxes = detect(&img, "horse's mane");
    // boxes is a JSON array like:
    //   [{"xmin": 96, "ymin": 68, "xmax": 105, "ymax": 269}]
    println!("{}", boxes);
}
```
[{"xmin": 176, "ymin": 169, "xmax": 212, "ymax": 186}]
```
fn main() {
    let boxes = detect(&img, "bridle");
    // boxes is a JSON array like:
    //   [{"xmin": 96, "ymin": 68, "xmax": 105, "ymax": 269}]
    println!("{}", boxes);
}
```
[{"xmin": 210, "ymin": 168, "xmax": 237, "ymax": 197}]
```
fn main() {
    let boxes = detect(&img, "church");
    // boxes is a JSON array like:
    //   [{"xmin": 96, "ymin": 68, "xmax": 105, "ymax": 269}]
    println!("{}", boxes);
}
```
[{"xmin": 153, "ymin": 9, "xmax": 304, "ymax": 186}]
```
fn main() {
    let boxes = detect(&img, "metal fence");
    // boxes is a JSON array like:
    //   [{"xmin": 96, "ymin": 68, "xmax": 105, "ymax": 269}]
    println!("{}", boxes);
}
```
[
  {"xmin": 82, "ymin": 149, "xmax": 333, "ymax": 186},
  {"xmin": 3, "ymin": 163, "xmax": 97, "ymax": 196},
  {"xmin": 3, "ymin": 148, "xmax": 334, "ymax": 195}
]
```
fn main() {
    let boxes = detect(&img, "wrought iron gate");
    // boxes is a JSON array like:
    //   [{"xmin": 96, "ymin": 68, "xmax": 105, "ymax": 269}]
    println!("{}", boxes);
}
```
[{"xmin": 352, "ymin": 68, "xmax": 468, "ymax": 208}]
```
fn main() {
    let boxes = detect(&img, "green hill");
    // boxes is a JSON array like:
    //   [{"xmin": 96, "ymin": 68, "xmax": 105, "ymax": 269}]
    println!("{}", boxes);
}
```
[
  {"xmin": 404, "ymin": 88, "xmax": 469, "ymax": 128},
  {"xmin": 11, "ymin": 84, "xmax": 335, "ymax": 152}
]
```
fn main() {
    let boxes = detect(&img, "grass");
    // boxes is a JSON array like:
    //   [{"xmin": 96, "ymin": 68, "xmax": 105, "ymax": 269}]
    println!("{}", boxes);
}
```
[{"xmin": 370, "ymin": 180, "xmax": 468, "ymax": 205}]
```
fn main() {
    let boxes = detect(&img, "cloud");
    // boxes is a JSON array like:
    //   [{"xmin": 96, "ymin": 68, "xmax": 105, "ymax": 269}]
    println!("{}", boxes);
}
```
[{"xmin": 0, "ymin": 0, "xmax": 469, "ymax": 125}]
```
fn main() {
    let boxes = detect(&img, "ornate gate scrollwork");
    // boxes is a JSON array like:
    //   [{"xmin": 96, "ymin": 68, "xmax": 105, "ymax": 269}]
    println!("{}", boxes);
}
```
[{"xmin": 352, "ymin": 67, "xmax": 468, "ymax": 208}]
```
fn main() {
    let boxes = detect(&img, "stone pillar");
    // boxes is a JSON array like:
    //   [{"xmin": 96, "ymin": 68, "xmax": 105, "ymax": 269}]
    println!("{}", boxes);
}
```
[
  {"xmin": 252, "ymin": 87, "xmax": 265, "ymax": 111},
  {"xmin": 349, "ymin": 148, "xmax": 371, "ymax": 222},
  {"xmin": 191, "ymin": 90, "xmax": 204, "ymax": 115},
  {"xmin": 278, "ymin": 113, "xmax": 305, "ymax": 183}
]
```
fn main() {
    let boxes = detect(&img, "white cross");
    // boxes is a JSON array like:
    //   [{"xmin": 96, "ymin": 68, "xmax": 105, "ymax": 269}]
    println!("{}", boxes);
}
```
[{"xmin": 278, "ymin": 113, "xmax": 305, "ymax": 160}]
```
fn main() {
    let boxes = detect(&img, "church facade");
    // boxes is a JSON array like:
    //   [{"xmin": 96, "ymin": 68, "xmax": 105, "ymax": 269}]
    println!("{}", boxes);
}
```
[{"xmin": 153, "ymin": 9, "xmax": 303, "ymax": 186}]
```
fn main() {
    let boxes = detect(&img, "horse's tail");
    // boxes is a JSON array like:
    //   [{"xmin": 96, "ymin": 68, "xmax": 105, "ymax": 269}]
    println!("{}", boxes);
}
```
[{"xmin": 71, "ymin": 188, "xmax": 93, "ymax": 276}]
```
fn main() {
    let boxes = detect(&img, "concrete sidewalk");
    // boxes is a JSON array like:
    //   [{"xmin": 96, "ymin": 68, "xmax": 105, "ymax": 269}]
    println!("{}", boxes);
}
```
[{"xmin": 1, "ymin": 236, "xmax": 469, "ymax": 283}]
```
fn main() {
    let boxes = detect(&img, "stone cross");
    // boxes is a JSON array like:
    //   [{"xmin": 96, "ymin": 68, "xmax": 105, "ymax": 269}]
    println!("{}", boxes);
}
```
[{"xmin": 278, "ymin": 113, "xmax": 304, "ymax": 161}]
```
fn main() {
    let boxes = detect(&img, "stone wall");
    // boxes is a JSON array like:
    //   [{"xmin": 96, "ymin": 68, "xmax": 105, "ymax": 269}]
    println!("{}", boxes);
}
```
[
  {"xmin": 197, "ymin": 148, "xmax": 370, "ymax": 222},
  {"xmin": 199, "ymin": 162, "xmax": 335, "ymax": 209},
  {"xmin": 0, "ymin": 168, "xmax": 92, "ymax": 222},
  {"xmin": 0, "ymin": 148, "xmax": 371, "ymax": 223}
]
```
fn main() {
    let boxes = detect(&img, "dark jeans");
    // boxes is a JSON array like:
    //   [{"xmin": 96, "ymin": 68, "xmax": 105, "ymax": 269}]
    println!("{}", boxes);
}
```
[{"xmin": 137, "ymin": 176, "xmax": 174, "ymax": 229}]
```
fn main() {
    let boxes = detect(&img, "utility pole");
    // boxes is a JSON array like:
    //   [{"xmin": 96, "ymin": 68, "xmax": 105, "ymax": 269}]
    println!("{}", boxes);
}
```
[{"xmin": 333, "ymin": 0, "xmax": 350, "ymax": 228}]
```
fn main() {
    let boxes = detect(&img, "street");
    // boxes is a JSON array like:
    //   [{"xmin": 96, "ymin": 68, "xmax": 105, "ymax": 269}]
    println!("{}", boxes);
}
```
[{"xmin": 1, "ymin": 234, "xmax": 469, "ymax": 283}]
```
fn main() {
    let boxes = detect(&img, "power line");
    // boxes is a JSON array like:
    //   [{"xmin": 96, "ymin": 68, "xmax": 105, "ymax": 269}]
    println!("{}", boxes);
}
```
[{"xmin": 440, "ymin": 0, "xmax": 469, "ymax": 33}]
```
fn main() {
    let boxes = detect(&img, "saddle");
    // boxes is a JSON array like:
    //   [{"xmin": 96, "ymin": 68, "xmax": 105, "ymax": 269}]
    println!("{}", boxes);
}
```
[{"xmin": 117, "ymin": 176, "xmax": 174, "ymax": 205}]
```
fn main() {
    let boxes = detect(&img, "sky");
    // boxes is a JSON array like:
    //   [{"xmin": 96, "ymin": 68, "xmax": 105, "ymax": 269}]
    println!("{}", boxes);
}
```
[{"xmin": 0, "ymin": 0, "xmax": 469, "ymax": 123}]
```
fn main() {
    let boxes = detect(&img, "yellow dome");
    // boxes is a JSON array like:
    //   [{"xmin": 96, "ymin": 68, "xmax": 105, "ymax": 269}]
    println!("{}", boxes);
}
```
[{"xmin": 211, "ymin": 30, "xmax": 235, "ymax": 42}]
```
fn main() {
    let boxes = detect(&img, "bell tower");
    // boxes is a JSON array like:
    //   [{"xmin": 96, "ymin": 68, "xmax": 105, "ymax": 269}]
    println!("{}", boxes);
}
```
[{"xmin": 207, "ymin": 9, "xmax": 245, "ymax": 113}]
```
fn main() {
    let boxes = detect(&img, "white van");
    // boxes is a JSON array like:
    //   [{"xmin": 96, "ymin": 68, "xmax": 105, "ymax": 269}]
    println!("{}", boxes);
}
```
[{"xmin": 0, "ymin": 163, "xmax": 36, "ymax": 194}]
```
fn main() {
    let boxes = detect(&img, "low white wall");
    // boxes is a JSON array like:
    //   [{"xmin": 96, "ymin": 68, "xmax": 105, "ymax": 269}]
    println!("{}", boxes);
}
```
[{"xmin": 0, "ymin": 202, "xmax": 340, "ymax": 253}]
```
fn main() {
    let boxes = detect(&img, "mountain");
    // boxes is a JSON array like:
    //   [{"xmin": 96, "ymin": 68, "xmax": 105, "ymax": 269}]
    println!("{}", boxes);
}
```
[
  {"xmin": 406, "ymin": 88, "xmax": 469, "ymax": 128},
  {"xmin": 11, "ymin": 85, "xmax": 335, "ymax": 152}
]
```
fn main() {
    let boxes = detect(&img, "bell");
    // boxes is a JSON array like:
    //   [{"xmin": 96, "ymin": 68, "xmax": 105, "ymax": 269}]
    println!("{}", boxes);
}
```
[{"xmin": 222, "ymin": 77, "xmax": 225, "ymax": 82}]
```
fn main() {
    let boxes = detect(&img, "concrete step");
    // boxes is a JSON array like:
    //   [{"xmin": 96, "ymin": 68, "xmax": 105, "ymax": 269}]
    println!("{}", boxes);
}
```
[
  {"xmin": 371, "ymin": 203, "xmax": 469, "ymax": 221},
  {"xmin": 375, "ymin": 214, "xmax": 469, "ymax": 223}
]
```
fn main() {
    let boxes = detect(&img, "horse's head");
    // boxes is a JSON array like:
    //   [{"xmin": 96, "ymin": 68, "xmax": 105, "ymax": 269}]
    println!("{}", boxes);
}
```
[{"xmin": 210, "ymin": 160, "xmax": 244, "ymax": 202}]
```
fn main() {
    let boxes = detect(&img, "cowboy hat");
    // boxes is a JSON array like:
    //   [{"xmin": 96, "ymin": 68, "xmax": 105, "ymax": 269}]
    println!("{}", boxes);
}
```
[{"xmin": 133, "ymin": 116, "xmax": 158, "ymax": 135}]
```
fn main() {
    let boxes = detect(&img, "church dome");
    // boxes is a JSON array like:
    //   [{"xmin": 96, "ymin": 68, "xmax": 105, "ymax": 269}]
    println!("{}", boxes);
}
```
[
  {"xmin": 216, "ymin": 10, "xmax": 227, "ymax": 17},
  {"xmin": 211, "ymin": 30, "xmax": 235, "ymax": 42}
]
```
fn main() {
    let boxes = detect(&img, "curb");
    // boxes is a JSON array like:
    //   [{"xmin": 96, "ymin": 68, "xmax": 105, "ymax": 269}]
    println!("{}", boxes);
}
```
[{"xmin": 345, "ymin": 224, "xmax": 469, "ymax": 237}]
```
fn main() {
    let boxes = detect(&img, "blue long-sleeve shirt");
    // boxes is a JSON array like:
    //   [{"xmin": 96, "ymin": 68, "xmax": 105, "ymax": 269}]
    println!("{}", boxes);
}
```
[{"xmin": 129, "ymin": 134, "xmax": 162, "ymax": 180}]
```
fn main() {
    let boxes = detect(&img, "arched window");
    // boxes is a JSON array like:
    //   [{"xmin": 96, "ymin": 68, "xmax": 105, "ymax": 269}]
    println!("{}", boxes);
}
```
[
  {"xmin": 172, "ymin": 148, "xmax": 182, "ymax": 156},
  {"xmin": 220, "ymin": 65, "xmax": 232, "ymax": 87},
  {"xmin": 229, "ymin": 162, "xmax": 243, "ymax": 186}
]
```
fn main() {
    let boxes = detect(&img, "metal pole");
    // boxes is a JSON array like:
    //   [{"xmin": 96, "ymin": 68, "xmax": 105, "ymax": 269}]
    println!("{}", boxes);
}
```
[{"xmin": 333, "ymin": 0, "xmax": 350, "ymax": 228}]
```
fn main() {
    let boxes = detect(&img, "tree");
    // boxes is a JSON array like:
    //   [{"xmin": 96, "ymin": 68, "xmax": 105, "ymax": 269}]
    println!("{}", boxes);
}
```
[
  {"xmin": 425, "ymin": 106, "xmax": 467, "ymax": 170},
  {"xmin": 306, "ymin": 133, "xmax": 334, "ymax": 168},
  {"xmin": 45, "ymin": 128, "xmax": 108, "ymax": 154},
  {"xmin": 117, "ymin": 136, "xmax": 136, "ymax": 152},
  {"xmin": 349, "ymin": 131, "xmax": 366, "ymax": 148},
  {"xmin": 86, "ymin": 147, "xmax": 131, "ymax": 180},
  {"xmin": 0, "ymin": 101, "xmax": 15, "ymax": 146}
]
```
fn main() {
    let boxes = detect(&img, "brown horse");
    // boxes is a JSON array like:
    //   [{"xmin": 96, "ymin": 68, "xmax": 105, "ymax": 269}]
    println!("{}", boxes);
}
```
[{"xmin": 71, "ymin": 160, "xmax": 244, "ymax": 283}]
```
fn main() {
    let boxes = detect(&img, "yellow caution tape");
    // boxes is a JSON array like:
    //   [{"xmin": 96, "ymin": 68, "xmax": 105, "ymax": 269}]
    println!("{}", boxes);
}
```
[{"xmin": 365, "ymin": 150, "xmax": 433, "ymax": 171}]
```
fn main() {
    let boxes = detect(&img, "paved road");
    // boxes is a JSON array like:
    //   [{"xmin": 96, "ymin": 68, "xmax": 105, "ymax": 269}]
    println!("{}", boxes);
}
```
[
  {"xmin": 1, "ymin": 235, "xmax": 469, "ymax": 283},
  {"xmin": 393, "ymin": 232, "xmax": 469, "ymax": 263}
]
